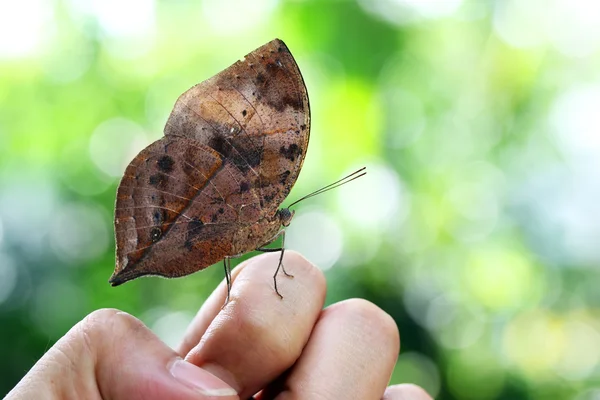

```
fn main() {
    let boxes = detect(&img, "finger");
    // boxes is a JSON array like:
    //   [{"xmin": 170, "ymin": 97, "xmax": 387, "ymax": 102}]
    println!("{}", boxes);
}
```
[
  {"xmin": 263, "ymin": 299, "xmax": 400, "ymax": 400},
  {"xmin": 382, "ymin": 384, "xmax": 433, "ymax": 400},
  {"xmin": 184, "ymin": 251, "xmax": 327, "ymax": 399},
  {"xmin": 178, "ymin": 255, "xmax": 253, "ymax": 356},
  {"xmin": 6, "ymin": 309, "xmax": 238, "ymax": 400},
  {"xmin": 177, "ymin": 249, "xmax": 310, "ymax": 356}
]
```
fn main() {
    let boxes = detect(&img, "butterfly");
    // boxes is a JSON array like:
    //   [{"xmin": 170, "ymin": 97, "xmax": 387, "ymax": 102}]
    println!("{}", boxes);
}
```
[{"xmin": 109, "ymin": 38, "xmax": 364, "ymax": 302}]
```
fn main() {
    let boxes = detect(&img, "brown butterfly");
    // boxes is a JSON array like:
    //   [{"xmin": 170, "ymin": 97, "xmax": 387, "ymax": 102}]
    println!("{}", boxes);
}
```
[{"xmin": 109, "ymin": 39, "xmax": 364, "ymax": 301}]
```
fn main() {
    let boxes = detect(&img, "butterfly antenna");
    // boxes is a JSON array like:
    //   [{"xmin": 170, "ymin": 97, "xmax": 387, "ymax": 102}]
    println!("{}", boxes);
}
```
[{"xmin": 288, "ymin": 167, "xmax": 367, "ymax": 209}]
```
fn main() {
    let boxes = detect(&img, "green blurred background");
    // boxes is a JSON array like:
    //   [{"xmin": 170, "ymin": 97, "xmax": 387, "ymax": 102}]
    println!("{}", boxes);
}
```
[{"xmin": 1, "ymin": 0, "xmax": 600, "ymax": 398}]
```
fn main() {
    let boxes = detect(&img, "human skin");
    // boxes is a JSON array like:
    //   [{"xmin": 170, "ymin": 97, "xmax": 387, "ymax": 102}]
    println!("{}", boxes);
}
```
[{"xmin": 5, "ymin": 251, "xmax": 433, "ymax": 400}]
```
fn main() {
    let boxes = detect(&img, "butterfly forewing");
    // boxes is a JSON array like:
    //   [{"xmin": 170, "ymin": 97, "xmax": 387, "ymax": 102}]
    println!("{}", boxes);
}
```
[{"xmin": 164, "ymin": 38, "xmax": 310, "ymax": 217}]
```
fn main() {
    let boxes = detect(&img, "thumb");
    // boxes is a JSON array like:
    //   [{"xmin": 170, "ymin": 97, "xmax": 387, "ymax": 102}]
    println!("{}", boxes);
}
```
[{"xmin": 6, "ymin": 308, "xmax": 238, "ymax": 400}]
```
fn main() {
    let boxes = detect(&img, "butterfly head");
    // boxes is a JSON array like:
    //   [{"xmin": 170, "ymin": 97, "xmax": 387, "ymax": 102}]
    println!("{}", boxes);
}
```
[{"xmin": 278, "ymin": 208, "xmax": 295, "ymax": 227}]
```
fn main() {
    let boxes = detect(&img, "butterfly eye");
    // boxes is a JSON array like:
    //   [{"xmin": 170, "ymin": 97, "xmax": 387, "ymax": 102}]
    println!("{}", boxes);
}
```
[{"xmin": 150, "ymin": 227, "xmax": 162, "ymax": 243}]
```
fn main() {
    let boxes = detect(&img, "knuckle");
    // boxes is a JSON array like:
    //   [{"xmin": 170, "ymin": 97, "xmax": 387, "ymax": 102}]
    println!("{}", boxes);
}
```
[
  {"xmin": 76, "ymin": 308, "xmax": 120, "ymax": 359},
  {"xmin": 78, "ymin": 308, "xmax": 144, "ymax": 349},
  {"xmin": 82, "ymin": 308, "xmax": 121, "ymax": 328}
]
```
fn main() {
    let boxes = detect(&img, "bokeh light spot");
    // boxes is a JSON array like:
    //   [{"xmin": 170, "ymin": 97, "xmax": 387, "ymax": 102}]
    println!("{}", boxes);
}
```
[
  {"xmin": 426, "ymin": 296, "xmax": 486, "ymax": 349},
  {"xmin": 60, "ymin": 140, "xmax": 114, "ymax": 196},
  {"xmin": 555, "ymin": 318, "xmax": 600, "ymax": 380},
  {"xmin": 503, "ymin": 310, "xmax": 565, "ymax": 375},
  {"xmin": 92, "ymin": 0, "xmax": 155, "ymax": 39},
  {"xmin": 359, "ymin": 0, "xmax": 463, "ymax": 26},
  {"xmin": 465, "ymin": 248, "xmax": 539, "ymax": 310},
  {"xmin": 549, "ymin": 0, "xmax": 600, "ymax": 58},
  {"xmin": 89, "ymin": 118, "xmax": 149, "ymax": 178},
  {"xmin": 67, "ymin": 0, "xmax": 156, "ymax": 58},
  {"xmin": 493, "ymin": 0, "xmax": 548, "ymax": 49},
  {"xmin": 0, "ymin": 173, "xmax": 59, "ymax": 253},
  {"xmin": 201, "ymin": 0, "xmax": 278, "ymax": 35},
  {"xmin": 286, "ymin": 208, "xmax": 343, "ymax": 271},
  {"xmin": 551, "ymin": 84, "xmax": 600, "ymax": 162},
  {"xmin": 337, "ymin": 163, "xmax": 408, "ymax": 231},
  {"xmin": 50, "ymin": 202, "xmax": 110, "ymax": 264},
  {"xmin": 0, "ymin": 0, "xmax": 54, "ymax": 59}
]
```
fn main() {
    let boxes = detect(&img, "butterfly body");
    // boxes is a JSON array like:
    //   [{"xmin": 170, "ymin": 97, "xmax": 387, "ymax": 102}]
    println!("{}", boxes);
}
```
[{"xmin": 110, "ymin": 39, "xmax": 309, "ymax": 287}]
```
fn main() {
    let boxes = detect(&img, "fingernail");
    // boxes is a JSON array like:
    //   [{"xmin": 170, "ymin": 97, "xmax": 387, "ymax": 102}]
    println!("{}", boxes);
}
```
[{"xmin": 169, "ymin": 358, "xmax": 237, "ymax": 397}]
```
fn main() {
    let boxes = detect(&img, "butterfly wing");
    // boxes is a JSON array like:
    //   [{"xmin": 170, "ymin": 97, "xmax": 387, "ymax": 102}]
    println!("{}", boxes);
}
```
[
  {"xmin": 111, "ymin": 136, "xmax": 242, "ymax": 284},
  {"xmin": 164, "ymin": 38, "xmax": 310, "ymax": 217},
  {"xmin": 111, "ymin": 39, "xmax": 309, "ymax": 285}
]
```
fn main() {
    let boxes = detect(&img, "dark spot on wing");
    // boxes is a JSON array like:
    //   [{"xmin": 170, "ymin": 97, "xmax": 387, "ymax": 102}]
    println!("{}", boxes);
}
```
[
  {"xmin": 153, "ymin": 209, "xmax": 162, "ymax": 225},
  {"xmin": 279, "ymin": 144, "xmax": 302, "ymax": 162},
  {"xmin": 300, "ymin": 124, "xmax": 306, "ymax": 131},
  {"xmin": 218, "ymin": 207, "xmax": 224, "ymax": 214},
  {"xmin": 149, "ymin": 174, "xmax": 168, "ymax": 188},
  {"xmin": 231, "ymin": 148, "xmax": 261, "ymax": 172},
  {"xmin": 209, "ymin": 132, "xmax": 262, "ymax": 174},
  {"xmin": 228, "ymin": 136, "xmax": 262, "ymax": 173},
  {"xmin": 185, "ymin": 217, "xmax": 205, "ymax": 250},
  {"xmin": 157, "ymin": 155, "xmax": 174, "ymax": 173},
  {"xmin": 240, "ymin": 181, "xmax": 250, "ymax": 192},
  {"xmin": 279, "ymin": 170, "xmax": 291, "ymax": 184},
  {"xmin": 242, "ymin": 109, "xmax": 247, "ymax": 117},
  {"xmin": 211, "ymin": 214, "xmax": 218, "ymax": 223},
  {"xmin": 264, "ymin": 193, "xmax": 275, "ymax": 203},
  {"xmin": 208, "ymin": 134, "xmax": 233, "ymax": 158},
  {"xmin": 252, "ymin": 58, "xmax": 304, "ymax": 112},
  {"xmin": 187, "ymin": 217, "xmax": 204, "ymax": 237},
  {"xmin": 150, "ymin": 227, "xmax": 162, "ymax": 243},
  {"xmin": 278, "ymin": 94, "xmax": 303, "ymax": 112}
]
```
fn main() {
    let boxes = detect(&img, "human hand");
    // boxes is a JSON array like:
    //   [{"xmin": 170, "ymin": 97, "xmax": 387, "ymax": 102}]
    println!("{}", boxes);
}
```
[{"xmin": 6, "ymin": 251, "xmax": 432, "ymax": 400}]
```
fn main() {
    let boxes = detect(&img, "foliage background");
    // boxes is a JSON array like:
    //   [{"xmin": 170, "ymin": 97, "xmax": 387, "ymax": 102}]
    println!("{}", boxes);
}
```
[{"xmin": 1, "ymin": 0, "xmax": 600, "ymax": 398}]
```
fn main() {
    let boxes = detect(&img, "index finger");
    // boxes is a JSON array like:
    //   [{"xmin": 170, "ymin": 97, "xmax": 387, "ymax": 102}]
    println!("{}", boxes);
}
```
[{"xmin": 178, "ymin": 251, "xmax": 326, "ymax": 399}]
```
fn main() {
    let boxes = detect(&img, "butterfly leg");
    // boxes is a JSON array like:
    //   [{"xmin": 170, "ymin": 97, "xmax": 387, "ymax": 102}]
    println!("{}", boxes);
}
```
[
  {"xmin": 223, "ymin": 256, "xmax": 232, "ymax": 306},
  {"xmin": 277, "ymin": 230, "xmax": 293, "ymax": 278},
  {"xmin": 221, "ymin": 253, "xmax": 245, "ymax": 307},
  {"xmin": 256, "ymin": 229, "xmax": 293, "ymax": 299}
]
